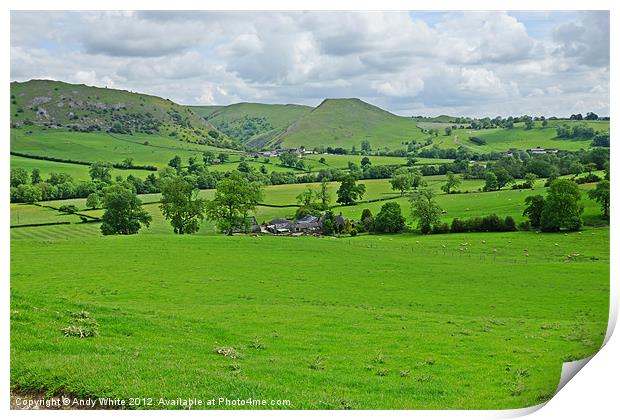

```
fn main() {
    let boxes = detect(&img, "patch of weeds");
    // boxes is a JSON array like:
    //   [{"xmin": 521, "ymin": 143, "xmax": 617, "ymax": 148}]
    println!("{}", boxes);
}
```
[
  {"xmin": 535, "ymin": 391, "xmax": 555, "ymax": 403},
  {"xmin": 249, "ymin": 337, "xmax": 265, "ymax": 350},
  {"xmin": 373, "ymin": 352, "xmax": 385, "ymax": 364},
  {"xmin": 415, "ymin": 374, "xmax": 433, "ymax": 383},
  {"xmin": 400, "ymin": 370, "xmax": 411, "ymax": 378},
  {"xmin": 229, "ymin": 363, "xmax": 241, "ymax": 372},
  {"xmin": 424, "ymin": 358, "xmax": 436, "ymax": 366},
  {"xmin": 376, "ymin": 368, "xmax": 389, "ymax": 376},
  {"xmin": 318, "ymin": 396, "xmax": 353, "ymax": 410},
  {"xmin": 540, "ymin": 323, "xmax": 561, "ymax": 330},
  {"xmin": 563, "ymin": 354, "xmax": 587, "ymax": 362},
  {"xmin": 506, "ymin": 368, "xmax": 530, "ymax": 396},
  {"xmin": 214, "ymin": 346, "xmax": 242, "ymax": 359},
  {"xmin": 309, "ymin": 355, "xmax": 325, "ymax": 370},
  {"xmin": 62, "ymin": 310, "xmax": 99, "ymax": 338}
]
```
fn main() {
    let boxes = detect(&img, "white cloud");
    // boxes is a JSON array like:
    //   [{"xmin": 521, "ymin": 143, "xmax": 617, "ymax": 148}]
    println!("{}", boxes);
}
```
[
  {"xmin": 458, "ymin": 68, "xmax": 517, "ymax": 97},
  {"xmin": 552, "ymin": 11, "xmax": 610, "ymax": 67},
  {"xmin": 9, "ymin": 10, "xmax": 609, "ymax": 117}
]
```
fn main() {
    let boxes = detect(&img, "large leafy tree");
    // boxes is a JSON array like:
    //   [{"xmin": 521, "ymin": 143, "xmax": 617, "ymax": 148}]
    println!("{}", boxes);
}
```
[
  {"xmin": 523, "ymin": 195, "xmax": 545, "ymax": 228},
  {"xmin": 588, "ymin": 180, "xmax": 610, "ymax": 219},
  {"xmin": 336, "ymin": 174, "xmax": 366, "ymax": 205},
  {"xmin": 100, "ymin": 186, "xmax": 151, "ymax": 235},
  {"xmin": 296, "ymin": 186, "xmax": 316, "ymax": 207},
  {"xmin": 390, "ymin": 171, "xmax": 413, "ymax": 196},
  {"xmin": 483, "ymin": 172, "xmax": 499, "ymax": 191},
  {"xmin": 168, "ymin": 155, "xmax": 183, "ymax": 172},
  {"xmin": 441, "ymin": 172, "xmax": 461, "ymax": 194},
  {"xmin": 494, "ymin": 168, "xmax": 514, "ymax": 190},
  {"xmin": 10, "ymin": 168, "xmax": 29, "ymax": 188},
  {"xmin": 540, "ymin": 179, "xmax": 583, "ymax": 232},
  {"xmin": 160, "ymin": 176, "xmax": 207, "ymax": 234},
  {"xmin": 410, "ymin": 189, "xmax": 441, "ymax": 234},
  {"xmin": 374, "ymin": 202, "xmax": 406, "ymax": 233},
  {"xmin": 31, "ymin": 168, "xmax": 42, "ymax": 184},
  {"xmin": 89, "ymin": 161, "xmax": 113, "ymax": 184},
  {"xmin": 206, "ymin": 172, "xmax": 263, "ymax": 235}
]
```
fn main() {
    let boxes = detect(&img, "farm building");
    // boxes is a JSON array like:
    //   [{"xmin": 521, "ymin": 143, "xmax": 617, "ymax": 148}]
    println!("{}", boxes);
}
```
[
  {"xmin": 266, "ymin": 215, "xmax": 321, "ymax": 234},
  {"xmin": 528, "ymin": 147, "xmax": 559, "ymax": 154},
  {"xmin": 264, "ymin": 212, "xmax": 355, "ymax": 235}
]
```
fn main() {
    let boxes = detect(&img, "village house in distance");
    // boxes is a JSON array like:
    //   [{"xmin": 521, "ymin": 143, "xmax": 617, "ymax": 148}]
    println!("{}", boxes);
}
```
[{"xmin": 263, "ymin": 213, "xmax": 351, "ymax": 235}]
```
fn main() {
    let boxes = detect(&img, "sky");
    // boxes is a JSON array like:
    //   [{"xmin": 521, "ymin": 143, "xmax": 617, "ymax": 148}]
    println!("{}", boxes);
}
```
[{"xmin": 10, "ymin": 10, "xmax": 610, "ymax": 118}]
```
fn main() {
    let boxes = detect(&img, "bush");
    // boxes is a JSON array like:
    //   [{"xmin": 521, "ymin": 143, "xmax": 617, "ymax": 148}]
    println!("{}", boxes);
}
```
[
  {"xmin": 574, "ymin": 174, "xmax": 601, "ymax": 184},
  {"xmin": 449, "ymin": 218, "xmax": 462, "ymax": 233},
  {"xmin": 432, "ymin": 223, "xmax": 450, "ymax": 234},
  {"xmin": 448, "ymin": 214, "xmax": 515, "ymax": 233},
  {"xmin": 350, "ymin": 229, "xmax": 358, "ymax": 237},
  {"xmin": 504, "ymin": 216, "xmax": 516, "ymax": 231},
  {"xmin": 59, "ymin": 204, "xmax": 79, "ymax": 214},
  {"xmin": 511, "ymin": 182, "xmax": 533, "ymax": 190}
]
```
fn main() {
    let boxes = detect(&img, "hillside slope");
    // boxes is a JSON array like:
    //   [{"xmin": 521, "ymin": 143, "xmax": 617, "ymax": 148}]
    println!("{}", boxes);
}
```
[
  {"xmin": 273, "ymin": 98, "xmax": 425, "ymax": 151},
  {"xmin": 10, "ymin": 80, "xmax": 238, "ymax": 149},
  {"xmin": 193, "ymin": 102, "xmax": 312, "ymax": 148}
]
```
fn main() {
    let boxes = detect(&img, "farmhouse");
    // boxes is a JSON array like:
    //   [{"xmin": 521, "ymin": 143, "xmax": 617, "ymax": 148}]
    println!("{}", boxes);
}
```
[
  {"xmin": 255, "ymin": 147, "xmax": 306, "ymax": 158},
  {"xmin": 265, "ymin": 214, "xmax": 323, "ymax": 234},
  {"xmin": 528, "ymin": 147, "xmax": 559, "ymax": 155},
  {"xmin": 266, "ymin": 218, "xmax": 292, "ymax": 234}
]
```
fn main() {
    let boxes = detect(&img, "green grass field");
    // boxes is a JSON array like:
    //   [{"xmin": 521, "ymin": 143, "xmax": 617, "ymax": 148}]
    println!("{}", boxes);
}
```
[
  {"xmin": 10, "ymin": 128, "xmax": 236, "ymax": 170},
  {"xmin": 10, "ymin": 229, "xmax": 608, "ymax": 409},
  {"xmin": 428, "ymin": 121, "xmax": 609, "ymax": 153},
  {"xmin": 10, "ymin": 155, "xmax": 152, "ymax": 182},
  {"xmin": 302, "ymin": 154, "xmax": 451, "ymax": 169},
  {"xmin": 9, "ymin": 96, "xmax": 610, "ymax": 409}
]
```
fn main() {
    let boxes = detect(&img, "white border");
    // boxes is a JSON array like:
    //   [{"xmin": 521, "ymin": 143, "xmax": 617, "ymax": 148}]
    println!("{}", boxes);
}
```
[{"xmin": 2, "ymin": 1, "xmax": 617, "ymax": 419}]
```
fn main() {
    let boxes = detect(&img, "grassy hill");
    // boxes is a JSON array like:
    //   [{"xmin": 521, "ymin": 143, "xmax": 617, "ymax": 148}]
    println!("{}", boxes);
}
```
[
  {"xmin": 428, "ymin": 120, "xmax": 610, "ymax": 152},
  {"xmin": 10, "ymin": 80, "xmax": 237, "ymax": 149},
  {"xmin": 192, "ymin": 102, "xmax": 313, "ymax": 148},
  {"xmin": 190, "ymin": 105, "xmax": 224, "ymax": 118},
  {"xmin": 272, "ymin": 98, "xmax": 425, "ymax": 151}
]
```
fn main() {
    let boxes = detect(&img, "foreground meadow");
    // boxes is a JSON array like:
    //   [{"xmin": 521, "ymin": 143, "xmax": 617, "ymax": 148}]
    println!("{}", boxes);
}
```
[{"xmin": 10, "ymin": 229, "xmax": 608, "ymax": 409}]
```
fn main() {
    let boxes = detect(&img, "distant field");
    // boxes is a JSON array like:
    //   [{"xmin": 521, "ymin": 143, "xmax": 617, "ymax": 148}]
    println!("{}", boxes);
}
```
[
  {"xmin": 10, "ymin": 155, "xmax": 151, "ymax": 182},
  {"xmin": 416, "ymin": 122, "xmax": 459, "ymax": 130},
  {"xmin": 10, "ymin": 128, "xmax": 237, "ymax": 169},
  {"xmin": 429, "ymin": 120, "xmax": 608, "ymax": 152},
  {"xmin": 11, "ymin": 173, "xmax": 605, "ymax": 236},
  {"xmin": 302, "ymin": 154, "xmax": 451, "ymax": 169},
  {"xmin": 10, "ymin": 203, "xmax": 82, "ymax": 226}
]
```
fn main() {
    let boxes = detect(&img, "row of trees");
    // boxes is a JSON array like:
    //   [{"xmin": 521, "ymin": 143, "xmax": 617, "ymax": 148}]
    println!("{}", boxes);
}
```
[
  {"xmin": 12, "ymin": 145, "xmax": 608, "ymax": 204},
  {"xmin": 362, "ymin": 173, "xmax": 610, "ymax": 237},
  {"xmin": 99, "ymin": 171, "xmax": 264, "ymax": 236}
]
